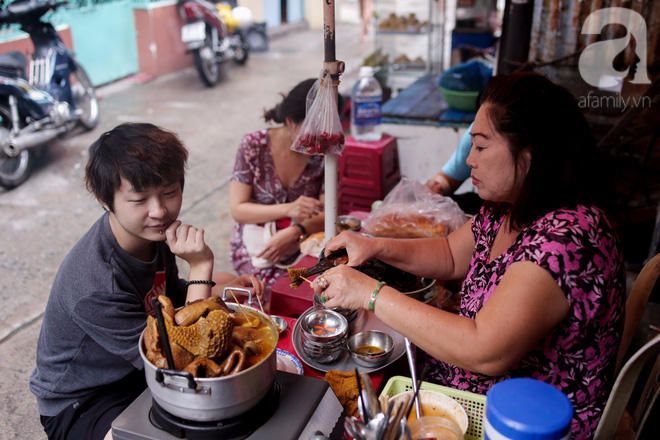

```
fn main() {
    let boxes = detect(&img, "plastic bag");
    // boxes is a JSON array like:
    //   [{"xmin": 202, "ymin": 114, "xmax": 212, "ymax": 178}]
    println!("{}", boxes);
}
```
[
  {"xmin": 291, "ymin": 70, "xmax": 345, "ymax": 155},
  {"xmin": 363, "ymin": 177, "xmax": 467, "ymax": 238},
  {"xmin": 439, "ymin": 60, "xmax": 493, "ymax": 92}
]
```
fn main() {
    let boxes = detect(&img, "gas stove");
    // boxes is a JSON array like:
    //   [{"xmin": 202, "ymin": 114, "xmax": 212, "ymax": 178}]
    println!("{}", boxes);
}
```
[{"xmin": 111, "ymin": 371, "xmax": 345, "ymax": 440}]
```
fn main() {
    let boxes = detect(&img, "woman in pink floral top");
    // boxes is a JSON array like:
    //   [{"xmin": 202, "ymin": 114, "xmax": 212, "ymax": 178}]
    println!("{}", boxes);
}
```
[
  {"xmin": 230, "ymin": 79, "xmax": 326, "ymax": 286},
  {"xmin": 312, "ymin": 72, "xmax": 624, "ymax": 439}
]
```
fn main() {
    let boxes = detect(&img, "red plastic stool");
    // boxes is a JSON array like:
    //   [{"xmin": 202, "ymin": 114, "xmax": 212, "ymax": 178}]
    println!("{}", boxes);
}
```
[{"xmin": 338, "ymin": 134, "xmax": 401, "ymax": 214}]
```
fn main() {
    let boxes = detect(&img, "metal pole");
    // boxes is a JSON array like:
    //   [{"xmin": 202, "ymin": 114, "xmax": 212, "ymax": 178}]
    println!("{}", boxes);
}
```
[{"xmin": 322, "ymin": 0, "xmax": 344, "ymax": 241}]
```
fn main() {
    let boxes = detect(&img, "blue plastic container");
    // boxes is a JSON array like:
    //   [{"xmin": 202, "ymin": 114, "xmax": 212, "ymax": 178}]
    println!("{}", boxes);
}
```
[{"xmin": 485, "ymin": 378, "xmax": 573, "ymax": 440}]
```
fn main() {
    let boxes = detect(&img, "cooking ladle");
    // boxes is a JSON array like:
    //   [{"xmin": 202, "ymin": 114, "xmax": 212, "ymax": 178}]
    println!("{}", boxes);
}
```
[{"xmin": 404, "ymin": 337, "xmax": 422, "ymax": 419}]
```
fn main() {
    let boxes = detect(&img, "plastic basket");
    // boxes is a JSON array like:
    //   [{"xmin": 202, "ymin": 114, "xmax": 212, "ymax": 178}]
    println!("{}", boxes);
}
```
[
  {"xmin": 440, "ymin": 87, "xmax": 479, "ymax": 112},
  {"xmin": 380, "ymin": 375, "xmax": 486, "ymax": 440}
]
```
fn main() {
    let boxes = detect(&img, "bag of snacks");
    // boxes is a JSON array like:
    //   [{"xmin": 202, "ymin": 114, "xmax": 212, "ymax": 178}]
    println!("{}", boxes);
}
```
[
  {"xmin": 363, "ymin": 177, "xmax": 468, "ymax": 238},
  {"xmin": 291, "ymin": 70, "xmax": 345, "ymax": 155}
]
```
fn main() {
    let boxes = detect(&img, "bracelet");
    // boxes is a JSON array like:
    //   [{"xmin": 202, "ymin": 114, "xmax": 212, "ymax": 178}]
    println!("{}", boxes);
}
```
[
  {"xmin": 185, "ymin": 280, "xmax": 216, "ymax": 287},
  {"xmin": 293, "ymin": 223, "xmax": 307, "ymax": 236},
  {"xmin": 293, "ymin": 223, "xmax": 307, "ymax": 242},
  {"xmin": 369, "ymin": 281, "xmax": 387, "ymax": 311}
]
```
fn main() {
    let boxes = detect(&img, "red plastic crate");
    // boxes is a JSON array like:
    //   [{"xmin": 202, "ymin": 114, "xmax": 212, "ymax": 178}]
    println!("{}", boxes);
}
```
[
  {"xmin": 339, "ymin": 134, "xmax": 401, "ymax": 201},
  {"xmin": 338, "ymin": 191, "xmax": 377, "ymax": 215}
]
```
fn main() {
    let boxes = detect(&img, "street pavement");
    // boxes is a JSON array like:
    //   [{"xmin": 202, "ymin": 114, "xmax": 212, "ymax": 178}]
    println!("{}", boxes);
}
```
[{"xmin": 0, "ymin": 20, "xmax": 465, "ymax": 439}]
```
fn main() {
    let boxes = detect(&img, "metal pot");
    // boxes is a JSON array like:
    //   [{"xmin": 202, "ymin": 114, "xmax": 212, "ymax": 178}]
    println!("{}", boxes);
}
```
[
  {"xmin": 403, "ymin": 278, "xmax": 440, "ymax": 302},
  {"xmin": 139, "ymin": 290, "xmax": 278, "ymax": 422}
]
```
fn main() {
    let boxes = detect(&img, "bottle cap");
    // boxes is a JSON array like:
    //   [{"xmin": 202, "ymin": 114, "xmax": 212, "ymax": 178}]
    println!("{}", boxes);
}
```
[
  {"xmin": 359, "ymin": 66, "xmax": 374, "ymax": 77},
  {"xmin": 485, "ymin": 378, "xmax": 573, "ymax": 440}
]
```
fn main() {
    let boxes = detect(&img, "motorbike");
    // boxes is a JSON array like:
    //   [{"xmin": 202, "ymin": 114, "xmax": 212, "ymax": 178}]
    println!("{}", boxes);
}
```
[
  {"xmin": 178, "ymin": 0, "xmax": 250, "ymax": 87},
  {"xmin": 0, "ymin": 0, "xmax": 99, "ymax": 189}
]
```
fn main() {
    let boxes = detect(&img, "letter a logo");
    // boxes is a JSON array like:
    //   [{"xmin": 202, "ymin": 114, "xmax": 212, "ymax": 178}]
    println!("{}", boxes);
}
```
[{"xmin": 579, "ymin": 7, "xmax": 650, "ymax": 88}]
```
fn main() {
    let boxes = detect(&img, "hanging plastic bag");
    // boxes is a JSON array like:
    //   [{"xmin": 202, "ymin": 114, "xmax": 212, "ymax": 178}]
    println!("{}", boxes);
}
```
[
  {"xmin": 363, "ymin": 177, "xmax": 468, "ymax": 238},
  {"xmin": 291, "ymin": 70, "xmax": 345, "ymax": 155}
]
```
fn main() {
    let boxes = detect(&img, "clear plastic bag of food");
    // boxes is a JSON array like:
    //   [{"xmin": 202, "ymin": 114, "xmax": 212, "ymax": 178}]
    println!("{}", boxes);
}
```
[
  {"xmin": 363, "ymin": 177, "xmax": 467, "ymax": 238},
  {"xmin": 291, "ymin": 70, "xmax": 345, "ymax": 155}
]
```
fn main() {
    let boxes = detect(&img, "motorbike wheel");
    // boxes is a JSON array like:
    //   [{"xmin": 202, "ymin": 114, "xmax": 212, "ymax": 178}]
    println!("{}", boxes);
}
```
[
  {"xmin": 0, "ymin": 104, "xmax": 32, "ymax": 190},
  {"xmin": 233, "ymin": 32, "xmax": 249, "ymax": 66},
  {"xmin": 70, "ymin": 60, "xmax": 100, "ymax": 130},
  {"xmin": 193, "ymin": 24, "xmax": 220, "ymax": 87}
]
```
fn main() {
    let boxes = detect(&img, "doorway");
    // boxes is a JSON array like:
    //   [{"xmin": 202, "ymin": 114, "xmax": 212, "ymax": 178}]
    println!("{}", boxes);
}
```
[{"xmin": 280, "ymin": 0, "xmax": 287, "ymax": 23}]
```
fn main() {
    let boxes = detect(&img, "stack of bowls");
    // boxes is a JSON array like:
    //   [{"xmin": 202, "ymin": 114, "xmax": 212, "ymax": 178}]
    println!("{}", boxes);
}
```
[
  {"xmin": 313, "ymin": 293, "xmax": 358, "ymax": 329},
  {"xmin": 299, "ymin": 309, "xmax": 348, "ymax": 363}
]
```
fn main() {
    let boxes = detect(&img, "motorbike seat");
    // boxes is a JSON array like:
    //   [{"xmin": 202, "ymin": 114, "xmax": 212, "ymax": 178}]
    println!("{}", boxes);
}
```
[{"xmin": 0, "ymin": 51, "xmax": 28, "ymax": 77}]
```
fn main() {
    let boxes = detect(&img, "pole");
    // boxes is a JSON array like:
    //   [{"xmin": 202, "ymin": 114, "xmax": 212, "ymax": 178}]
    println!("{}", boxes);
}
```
[{"xmin": 322, "ymin": 0, "xmax": 344, "ymax": 241}]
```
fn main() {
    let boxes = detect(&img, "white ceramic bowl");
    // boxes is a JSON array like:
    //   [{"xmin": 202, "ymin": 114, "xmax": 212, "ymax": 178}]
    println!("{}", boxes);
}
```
[{"xmin": 389, "ymin": 389, "xmax": 469, "ymax": 434}]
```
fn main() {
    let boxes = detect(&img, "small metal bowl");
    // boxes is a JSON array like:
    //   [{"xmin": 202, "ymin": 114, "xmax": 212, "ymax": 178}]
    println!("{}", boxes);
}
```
[
  {"xmin": 337, "ymin": 215, "xmax": 361, "ymax": 232},
  {"xmin": 347, "ymin": 330, "xmax": 394, "ymax": 367},
  {"xmin": 300, "ymin": 309, "xmax": 348, "ymax": 343},
  {"xmin": 270, "ymin": 315, "xmax": 288, "ymax": 333},
  {"xmin": 299, "ymin": 309, "xmax": 348, "ymax": 363}
]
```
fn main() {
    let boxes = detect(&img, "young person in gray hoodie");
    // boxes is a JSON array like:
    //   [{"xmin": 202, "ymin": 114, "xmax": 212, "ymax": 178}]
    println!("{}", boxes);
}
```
[{"xmin": 29, "ymin": 122, "xmax": 264, "ymax": 440}]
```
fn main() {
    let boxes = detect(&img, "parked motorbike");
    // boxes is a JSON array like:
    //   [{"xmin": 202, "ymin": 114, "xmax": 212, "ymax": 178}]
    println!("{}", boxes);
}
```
[
  {"xmin": 178, "ymin": 0, "xmax": 250, "ymax": 87},
  {"xmin": 0, "ymin": 0, "xmax": 99, "ymax": 189}
]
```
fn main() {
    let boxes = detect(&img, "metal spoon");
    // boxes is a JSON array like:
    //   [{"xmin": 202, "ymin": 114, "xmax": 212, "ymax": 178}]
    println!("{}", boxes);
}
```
[
  {"xmin": 404, "ymin": 337, "xmax": 422, "ymax": 419},
  {"xmin": 364, "ymin": 412, "xmax": 387, "ymax": 440}
]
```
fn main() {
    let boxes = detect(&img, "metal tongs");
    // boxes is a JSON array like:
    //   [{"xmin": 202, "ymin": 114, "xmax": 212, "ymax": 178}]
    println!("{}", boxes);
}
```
[{"xmin": 287, "ymin": 248, "xmax": 348, "ymax": 288}]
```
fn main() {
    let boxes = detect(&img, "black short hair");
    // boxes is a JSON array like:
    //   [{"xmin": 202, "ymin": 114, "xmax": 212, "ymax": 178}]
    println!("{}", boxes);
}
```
[{"xmin": 84, "ymin": 123, "xmax": 188, "ymax": 212}]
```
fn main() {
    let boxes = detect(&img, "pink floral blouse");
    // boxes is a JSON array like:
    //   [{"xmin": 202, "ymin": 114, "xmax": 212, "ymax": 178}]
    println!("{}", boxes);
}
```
[
  {"xmin": 230, "ymin": 130, "xmax": 324, "ymax": 285},
  {"xmin": 425, "ymin": 203, "xmax": 625, "ymax": 440}
]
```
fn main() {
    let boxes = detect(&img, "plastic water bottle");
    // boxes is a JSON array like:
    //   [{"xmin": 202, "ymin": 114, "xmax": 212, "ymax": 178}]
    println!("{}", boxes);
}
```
[
  {"xmin": 485, "ymin": 378, "xmax": 573, "ymax": 440},
  {"xmin": 351, "ymin": 66, "xmax": 382, "ymax": 142}
]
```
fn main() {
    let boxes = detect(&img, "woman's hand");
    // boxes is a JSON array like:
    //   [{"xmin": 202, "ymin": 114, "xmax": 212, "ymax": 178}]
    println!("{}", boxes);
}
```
[
  {"xmin": 165, "ymin": 220, "xmax": 214, "ymax": 268},
  {"xmin": 216, "ymin": 274, "xmax": 265, "ymax": 303},
  {"xmin": 324, "ymin": 231, "xmax": 378, "ymax": 267},
  {"xmin": 424, "ymin": 175, "xmax": 446, "ymax": 195},
  {"xmin": 286, "ymin": 196, "xmax": 324, "ymax": 223},
  {"xmin": 257, "ymin": 226, "xmax": 300, "ymax": 264},
  {"xmin": 311, "ymin": 265, "xmax": 377, "ymax": 310}
]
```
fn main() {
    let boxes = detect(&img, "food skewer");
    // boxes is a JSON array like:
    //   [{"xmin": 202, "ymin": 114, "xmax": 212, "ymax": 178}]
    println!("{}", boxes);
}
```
[
  {"xmin": 253, "ymin": 278, "xmax": 266, "ymax": 314},
  {"xmin": 228, "ymin": 289, "xmax": 247, "ymax": 317}
]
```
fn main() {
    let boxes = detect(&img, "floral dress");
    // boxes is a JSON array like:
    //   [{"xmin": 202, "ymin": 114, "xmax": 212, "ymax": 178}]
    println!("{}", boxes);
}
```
[
  {"xmin": 230, "ymin": 130, "xmax": 324, "ymax": 285},
  {"xmin": 425, "ymin": 203, "xmax": 625, "ymax": 440}
]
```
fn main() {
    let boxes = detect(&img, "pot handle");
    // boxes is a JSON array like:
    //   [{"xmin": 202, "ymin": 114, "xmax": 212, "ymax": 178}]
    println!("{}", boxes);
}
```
[
  {"xmin": 222, "ymin": 287, "xmax": 254, "ymax": 308},
  {"xmin": 155, "ymin": 368, "xmax": 197, "ymax": 390}
]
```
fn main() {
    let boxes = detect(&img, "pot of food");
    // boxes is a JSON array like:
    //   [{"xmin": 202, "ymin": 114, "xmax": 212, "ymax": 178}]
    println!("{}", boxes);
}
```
[
  {"xmin": 403, "ymin": 278, "xmax": 439, "ymax": 301},
  {"xmin": 356, "ymin": 259, "xmax": 440, "ymax": 302},
  {"xmin": 139, "ymin": 289, "xmax": 278, "ymax": 421}
]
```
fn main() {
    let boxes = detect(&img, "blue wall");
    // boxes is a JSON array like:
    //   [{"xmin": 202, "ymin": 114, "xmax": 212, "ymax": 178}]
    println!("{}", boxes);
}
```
[{"xmin": 53, "ymin": 1, "xmax": 139, "ymax": 86}]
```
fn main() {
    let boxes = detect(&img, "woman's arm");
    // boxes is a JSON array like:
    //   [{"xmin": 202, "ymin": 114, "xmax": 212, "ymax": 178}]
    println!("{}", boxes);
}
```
[
  {"xmin": 319, "ymin": 260, "xmax": 569, "ymax": 376},
  {"xmin": 370, "ymin": 261, "xmax": 569, "ymax": 375},
  {"xmin": 230, "ymin": 180, "xmax": 324, "ymax": 225},
  {"xmin": 230, "ymin": 180, "xmax": 290, "ymax": 224},
  {"xmin": 425, "ymin": 170, "xmax": 465, "ymax": 196},
  {"xmin": 326, "ymin": 217, "xmax": 476, "ymax": 281}
]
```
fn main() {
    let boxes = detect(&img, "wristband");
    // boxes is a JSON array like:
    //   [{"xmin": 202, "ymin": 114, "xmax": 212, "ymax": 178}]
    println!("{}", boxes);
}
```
[
  {"xmin": 185, "ymin": 280, "xmax": 216, "ymax": 287},
  {"xmin": 369, "ymin": 281, "xmax": 387, "ymax": 311},
  {"xmin": 294, "ymin": 223, "xmax": 307, "ymax": 242}
]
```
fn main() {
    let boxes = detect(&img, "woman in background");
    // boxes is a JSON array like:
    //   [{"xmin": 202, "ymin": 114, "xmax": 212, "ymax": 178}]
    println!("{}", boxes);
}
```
[{"xmin": 229, "ymin": 79, "xmax": 326, "ymax": 288}]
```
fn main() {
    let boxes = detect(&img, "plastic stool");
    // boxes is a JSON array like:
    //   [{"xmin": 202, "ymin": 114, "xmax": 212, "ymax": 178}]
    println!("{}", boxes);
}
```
[{"xmin": 338, "ymin": 134, "xmax": 400, "ymax": 214}]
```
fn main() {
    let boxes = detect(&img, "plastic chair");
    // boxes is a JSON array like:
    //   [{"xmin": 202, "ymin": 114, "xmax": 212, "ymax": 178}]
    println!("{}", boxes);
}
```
[
  {"xmin": 616, "ymin": 253, "xmax": 660, "ymax": 372},
  {"xmin": 594, "ymin": 333, "xmax": 660, "ymax": 439}
]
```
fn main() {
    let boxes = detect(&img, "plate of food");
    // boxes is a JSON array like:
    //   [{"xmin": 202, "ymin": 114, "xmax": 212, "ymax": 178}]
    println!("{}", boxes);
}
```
[{"xmin": 276, "ymin": 348, "xmax": 304, "ymax": 375}]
